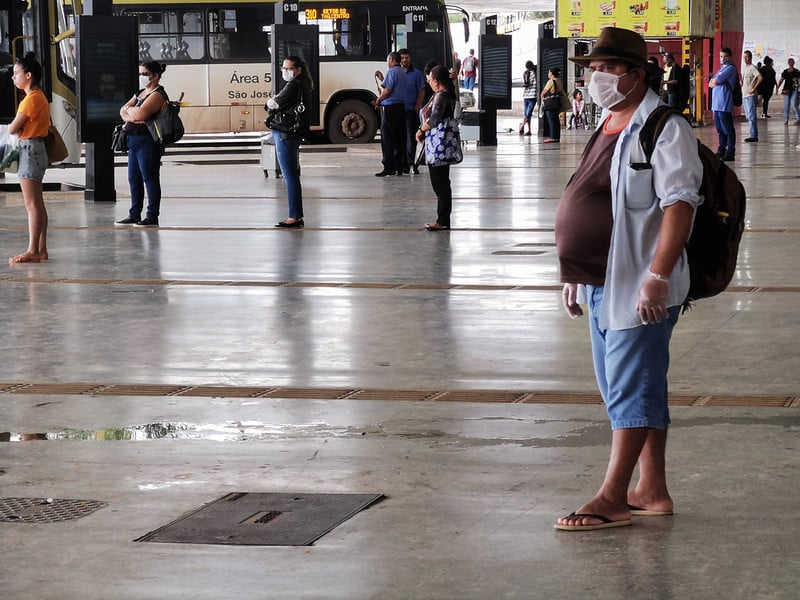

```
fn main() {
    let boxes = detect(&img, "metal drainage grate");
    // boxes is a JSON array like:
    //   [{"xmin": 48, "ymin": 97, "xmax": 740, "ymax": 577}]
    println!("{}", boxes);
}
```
[
  {"xmin": 0, "ymin": 497, "xmax": 107, "ymax": 523},
  {"xmin": 135, "ymin": 492, "xmax": 383, "ymax": 546}
]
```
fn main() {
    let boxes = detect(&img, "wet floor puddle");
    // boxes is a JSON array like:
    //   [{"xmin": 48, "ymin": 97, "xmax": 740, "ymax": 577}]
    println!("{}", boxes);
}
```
[{"xmin": 0, "ymin": 421, "xmax": 344, "ymax": 442}]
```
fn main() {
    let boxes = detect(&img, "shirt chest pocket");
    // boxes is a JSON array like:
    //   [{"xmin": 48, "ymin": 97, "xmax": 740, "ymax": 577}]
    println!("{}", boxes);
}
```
[{"xmin": 624, "ymin": 164, "xmax": 657, "ymax": 209}]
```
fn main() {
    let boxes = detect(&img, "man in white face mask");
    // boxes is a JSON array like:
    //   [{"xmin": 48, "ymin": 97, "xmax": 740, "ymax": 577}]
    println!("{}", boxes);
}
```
[{"xmin": 553, "ymin": 27, "xmax": 704, "ymax": 532}]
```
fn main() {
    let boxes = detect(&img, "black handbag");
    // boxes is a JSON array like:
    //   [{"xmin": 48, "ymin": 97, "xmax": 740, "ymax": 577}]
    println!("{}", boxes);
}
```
[
  {"xmin": 147, "ymin": 91, "xmax": 185, "ymax": 145},
  {"xmin": 542, "ymin": 92, "xmax": 563, "ymax": 111},
  {"xmin": 265, "ymin": 90, "xmax": 305, "ymax": 134},
  {"xmin": 111, "ymin": 124, "xmax": 128, "ymax": 153}
]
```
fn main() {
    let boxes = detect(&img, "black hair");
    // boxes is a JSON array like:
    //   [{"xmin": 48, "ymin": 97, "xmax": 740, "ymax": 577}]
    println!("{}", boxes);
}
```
[
  {"xmin": 141, "ymin": 60, "xmax": 166, "ymax": 76},
  {"xmin": 764, "ymin": 55, "xmax": 773, "ymax": 65},
  {"xmin": 284, "ymin": 55, "xmax": 314, "ymax": 91},
  {"xmin": 549, "ymin": 67, "xmax": 561, "ymax": 77},
  {"xmin": 573, "ymin": 88, "xmax": 583, "ymax": 99},
  {"xmin": 429, "ymin": 65, "xmax": 456, "ymax": 102},
  {"xmin": 398, "ymin": 48, "xmax": 410, "ymax": 56},
  {"xmin": 423, "ymin": 60, "xmax": 438, "ymax": 76},
  {"xmin": 16, "ymin": 52, "xmax": 42, "ymax": 86},
  {"xmin": 525, "ymin": 60, "xmax": 534, "ymax": 70},
  {"xmin": 720, "ymin": 47, "xmax": 732, "ymax": 57}
]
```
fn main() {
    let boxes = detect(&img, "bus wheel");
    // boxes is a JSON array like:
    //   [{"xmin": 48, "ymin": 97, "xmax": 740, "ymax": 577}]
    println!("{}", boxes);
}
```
[{"xmin": 328, "ymin": 99, "xmax": 378, "ymax": 144}]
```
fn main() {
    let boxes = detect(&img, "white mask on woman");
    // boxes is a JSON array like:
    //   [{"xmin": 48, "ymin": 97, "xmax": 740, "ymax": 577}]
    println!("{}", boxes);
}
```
[
  {"xmin": 281, "ymin": 68, "xmax": 296, "ymax": 82},
  {"xmin": 588, "ymin": 70, "xmax": 634, "ymax": 110},
  {"xmin": 139, "ymin": 75, "xmax": 151, "ymax": 89}
]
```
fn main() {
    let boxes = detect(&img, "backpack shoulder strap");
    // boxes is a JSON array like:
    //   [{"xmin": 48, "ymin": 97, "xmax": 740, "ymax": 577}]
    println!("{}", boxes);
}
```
[{"xmin": 639, "ymin": 106, "xmax": 687, "ymax": 164}]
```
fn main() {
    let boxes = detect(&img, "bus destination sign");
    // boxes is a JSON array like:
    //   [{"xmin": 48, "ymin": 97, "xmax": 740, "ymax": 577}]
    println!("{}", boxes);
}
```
[{"xmin": 304, "ymin": 8, "xmax": 352, "ymax": 20}]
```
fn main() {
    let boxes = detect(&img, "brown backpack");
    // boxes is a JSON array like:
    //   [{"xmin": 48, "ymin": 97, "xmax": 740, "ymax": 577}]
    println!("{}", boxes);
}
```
[{"xmin": 638, "ymin": 106, "xmax": 746, "ymax": 306}]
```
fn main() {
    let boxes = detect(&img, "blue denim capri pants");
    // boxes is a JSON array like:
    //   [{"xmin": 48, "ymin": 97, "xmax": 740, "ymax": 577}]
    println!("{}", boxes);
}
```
[{"xmin": 587, "ymin": 285, "xmax": 680, "ymax": 430}]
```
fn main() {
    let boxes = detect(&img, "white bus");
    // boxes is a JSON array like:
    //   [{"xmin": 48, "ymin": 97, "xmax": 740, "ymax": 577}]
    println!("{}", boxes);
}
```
[{"xmin": 114, "ymin": 0, "xmax": 465, "ymax": 143}]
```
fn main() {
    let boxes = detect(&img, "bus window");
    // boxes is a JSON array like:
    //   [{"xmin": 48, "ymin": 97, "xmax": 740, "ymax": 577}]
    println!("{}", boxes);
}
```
[
  {"xmin": 125, "ymin": 9, "xmax": 204, "ymax": 63},
  {"xmin": 390, "ymin": 17, "xmax": 442, "ymax": 53},
  {"xmin": 207, "ymin": 7, "xmax": 272, "ymax": 62},
  {"xmin": 300, "ymin": 6, "xmax": 369, "ymax": 58}
]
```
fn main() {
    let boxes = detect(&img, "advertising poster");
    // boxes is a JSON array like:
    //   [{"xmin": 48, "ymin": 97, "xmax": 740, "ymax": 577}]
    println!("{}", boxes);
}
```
[{"xmin": 557, "ymin": 0, "xmax": 692, "ymax": 39}]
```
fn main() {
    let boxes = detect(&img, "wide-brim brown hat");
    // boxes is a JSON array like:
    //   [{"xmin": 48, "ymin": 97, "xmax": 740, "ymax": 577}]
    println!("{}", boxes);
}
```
[{"xmin": 570, "ymin": 27, "xmax": 660, "ymax": 75}]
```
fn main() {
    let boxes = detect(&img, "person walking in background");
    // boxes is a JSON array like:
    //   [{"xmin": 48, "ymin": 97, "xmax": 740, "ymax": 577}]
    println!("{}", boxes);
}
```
[
  {"xmin": 555, "ymin": 26, "xmax": 702, "ymax": 532},
  {"xmin": 115, "ymin": 60, "xmax": 170, "ymax": 227},
  {"xmin": 708, "ymin": 47, "xmax": 738, "ymax": 161},
  {"xmin": 661, "ymin": 53, "xmax": 679, "ymax": 107},
  {"xmin": 372, "ymin": 52, "xmax": 408, "ymax": 177},
  {"xmin": 8, "ymin": 52, "xmax": 49, "ymax": 264},
  {"xmin": 452, "ymin": 52, "xmax": 462, "ymax": 87},
  {"xmin": 676, "ymin": 62, "xmax": 691, "ymax": 113},
  {"xmin": 519, "ymin": 60, "xmax": 537, "ymax": 135},
  {"xmin": 416, "ymin": 66, "xmax": 457, "ymax": 232},
  {"xmin": 399, "ymin": 48, "xmax": 426, "ymax": 175},
  {"xmin": 541, "ymin": 67, "xmax": 565, "ymax": 143},
  {"xmin": 776, "ymin": 57, "xmax": 800, "ymax": 125},
  {"xmin": 461, "ymin": 49, "xmax": 478, "ymax": 91},
  {"xmin": 758, "ymin": 56, "xmax": 776, "ymax": 118},
  {"xmin": 266, "ymin": 55, "xmax": 313, "ymax": 228},
  {"xmin": 742, "ymin": 50, "xmax": 762, "ymax": 143},
  {"xmin": 646, "ymin": 56, "xmax": 663, "ymax": 94}
]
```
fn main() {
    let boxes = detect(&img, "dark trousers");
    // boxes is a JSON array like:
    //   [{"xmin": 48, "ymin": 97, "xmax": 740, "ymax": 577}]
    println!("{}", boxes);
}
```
[
  {"xmin": 544, "ymin": 109, "xmax": 561, "ymax": 141},
  {"xmin": 714, "ymin": 110, "xmax": 735, "ymax": 157},
  {"xmin": 428, "ymin": 164, "xmax": 452, "ymax": 227},
  {"xmin": 762, "ymin": 92, "xmax": 773, "ymax": 115},
  {"xmin": 127, "ymin": 133, "xmax": 163, "ymax": 220},
  {"xmin": 403, "ymin": 109, "xmax": 420, "ymax": 171},
  {"xmin": 380, "ymin": 103, "xmax": 406, "ymax": 173}
]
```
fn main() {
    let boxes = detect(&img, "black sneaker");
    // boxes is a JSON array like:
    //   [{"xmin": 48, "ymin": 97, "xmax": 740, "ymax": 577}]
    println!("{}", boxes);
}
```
[
  {"xmin": 134, "ymin": 217, "xmax": 159, "ymax": 227},
  {"xmin": 115, "ymin": 217, "xmax": 139, "ymax": 226}
]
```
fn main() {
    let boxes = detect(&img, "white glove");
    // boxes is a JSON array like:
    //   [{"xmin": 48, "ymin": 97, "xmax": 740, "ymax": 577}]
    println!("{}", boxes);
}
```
[
  {"xmin": 635, "ymin": 276, "xmax": 670, "ymax": 324},
  {"xmin": 266, "ymin": 98, "xmax": 279, "ymax": 110}
]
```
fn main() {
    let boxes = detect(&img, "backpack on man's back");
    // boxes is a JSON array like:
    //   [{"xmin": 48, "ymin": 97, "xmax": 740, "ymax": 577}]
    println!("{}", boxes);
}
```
[
  {"xmin": 638, "ymin": 106, "xmax": 746, "ymax": 306},
  {"xmin": 462, "ymin": 56, "xmax": 475, "ymax": 72}
]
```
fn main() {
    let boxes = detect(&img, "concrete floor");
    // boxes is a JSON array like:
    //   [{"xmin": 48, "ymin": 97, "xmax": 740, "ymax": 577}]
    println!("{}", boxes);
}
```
[{"xmin": 1, "ymin": 116, "xmax": 799, "ymax": 599}]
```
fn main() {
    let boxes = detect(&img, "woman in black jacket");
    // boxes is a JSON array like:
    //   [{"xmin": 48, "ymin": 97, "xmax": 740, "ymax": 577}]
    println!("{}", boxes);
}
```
[{"xmin": 266, "ymin": 55, "xmax": 313, "ymax": 228}]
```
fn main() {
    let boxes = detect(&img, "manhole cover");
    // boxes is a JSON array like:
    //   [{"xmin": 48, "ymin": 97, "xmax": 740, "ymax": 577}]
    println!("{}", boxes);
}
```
[
  {"xmin": 135, "ymin": 492, "xmax": 383, "ymax": 546},
  {"xmin": 0, "ymin": 497, "xmax": 108, "ymax": 523}
]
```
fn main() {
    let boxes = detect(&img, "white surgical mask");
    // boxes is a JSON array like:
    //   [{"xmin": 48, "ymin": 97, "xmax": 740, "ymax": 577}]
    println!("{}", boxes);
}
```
[
  {"xmin": 588, "ymin": 70, "xmax": 633, "ymax": 109},
  {"xmin": 281, "ymin": 68, "xmax": 295, "ymax": 82},
  {"xmin": 139, "ymin": 75, "xmax": 151, "ymax": 88}
]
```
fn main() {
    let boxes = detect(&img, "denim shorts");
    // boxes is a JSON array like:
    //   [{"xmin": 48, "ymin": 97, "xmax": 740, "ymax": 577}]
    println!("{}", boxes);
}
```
[
  {"xmin": 17, "ymin": 137, "xmax": 47, "ymax": 181},
  {"xmin": 587, "ymin": 285, "xmax": 680, "ymax": 430}
]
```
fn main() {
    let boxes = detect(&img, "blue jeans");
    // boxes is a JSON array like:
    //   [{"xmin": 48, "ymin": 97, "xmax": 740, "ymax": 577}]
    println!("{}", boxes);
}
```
[
  {"xmin": 127, "ymin": 133, "xmax": 163, "ymax": 221},
  {"xmin": 713, "ymin": 110, "xmax": 735, "ymax": 157},
  {"xmin": 743, "ymin": 95, "xmax": 758, "ymax": 139},
  {"xmin": 464, "ymin": 75, "xmax": 475, "ymax": 90},
  {"xmin": 523, "ymin": 98, "xmax": 536, "ymax": 118},
  {"xmin": 783, "ymin": 89, "xmax": 800, "ymax": 121},
  {"xmin": 587, "ymin": 285, "xmax": 680, "ymax": 430},
  {"xmin": 275, "ymin": 133, "xmax": 303, "ymax": 219}
]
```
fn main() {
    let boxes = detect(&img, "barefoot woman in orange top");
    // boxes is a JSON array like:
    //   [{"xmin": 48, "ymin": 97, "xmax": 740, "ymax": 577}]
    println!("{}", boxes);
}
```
[{"xmin": 8, "ymin": 52, "xmax": 50, "ymax": 264}]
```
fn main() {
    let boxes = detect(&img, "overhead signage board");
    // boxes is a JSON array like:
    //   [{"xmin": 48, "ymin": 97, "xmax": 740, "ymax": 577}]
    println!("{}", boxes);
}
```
[{"xmin": 556, "ymin": 0, "xmax": 715, "ymax": 39}]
